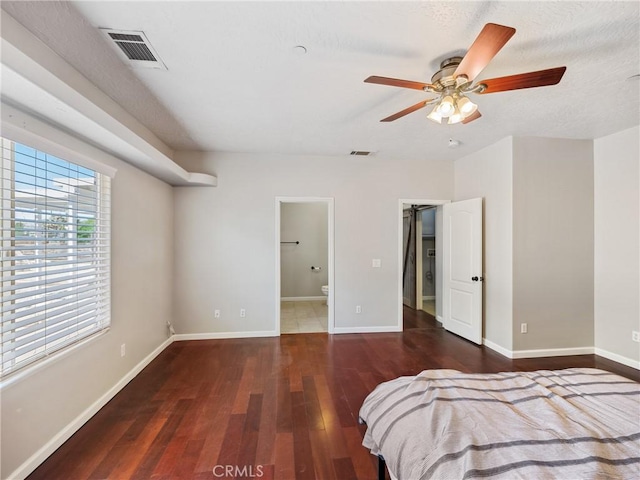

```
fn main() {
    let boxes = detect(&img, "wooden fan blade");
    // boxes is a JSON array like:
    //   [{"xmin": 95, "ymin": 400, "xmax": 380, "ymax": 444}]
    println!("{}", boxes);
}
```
[
  {"xmin": 454, "ymin": 23, "xmax": 516, "ymax": 81},
  {"xmin": 478, "ymin": 66, "xmax": 567, "ymax": 94},
  {"xmin": 380, "ymin": 99, "xmax": 435, "ymax": 122},
  {"xmin": 365, "ymin": 75, "xmax": 433, "ymax": 91},
  {"xmin": 462, "ymin": 110, "xmax": 482, "ymax": 124}
]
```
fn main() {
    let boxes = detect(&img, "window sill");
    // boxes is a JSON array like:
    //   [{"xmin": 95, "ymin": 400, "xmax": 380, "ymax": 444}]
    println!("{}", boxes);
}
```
[{"xmin": 0, "ymin": 328, "xmax": 110, "ymax": 391}]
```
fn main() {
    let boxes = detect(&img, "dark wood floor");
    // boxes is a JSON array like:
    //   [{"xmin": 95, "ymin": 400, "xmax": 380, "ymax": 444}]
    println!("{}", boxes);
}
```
[{"xmin": 28, "ymin": 307, "xmax": 639, "ymax": 479}]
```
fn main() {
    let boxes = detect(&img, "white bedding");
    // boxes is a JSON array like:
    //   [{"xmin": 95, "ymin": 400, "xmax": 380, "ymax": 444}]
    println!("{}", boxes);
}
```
[{"xmin": 359, "ymin": 368, "xmax": 640, "ymax": 479}]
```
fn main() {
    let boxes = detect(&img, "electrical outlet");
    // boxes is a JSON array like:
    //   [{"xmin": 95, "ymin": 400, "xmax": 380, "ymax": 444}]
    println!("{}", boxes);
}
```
[
  {"xmin": 356, "ymin": 305, "xmax": 362, "ymax": 314},
  {"xmin": 520, "ymin": 323, "xmax": 528, "ymax": 334},
  {"xmin": 632, "ymin": 331, "xmax": 640, "ymax": 343},
  {"xmin": 240, "ymin": 308, "xmax": 246, "ymax": 318},
  {"xmin": 214, "ymin": 309, "xmax": 220, "ymax": 318},
  {"xmin": 120, "ymin": 344, "xmax": 126, "ymax": 357}
]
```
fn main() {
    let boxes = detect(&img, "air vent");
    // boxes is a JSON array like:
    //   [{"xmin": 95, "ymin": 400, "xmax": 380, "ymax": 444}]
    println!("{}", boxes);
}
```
[
  {"xmin": 350, "ymin": 151, "xmax": 372, "ymax": 156},
  {"xmin": 100, "ymin": 28, "xmax": 167, "ymax": 69}
]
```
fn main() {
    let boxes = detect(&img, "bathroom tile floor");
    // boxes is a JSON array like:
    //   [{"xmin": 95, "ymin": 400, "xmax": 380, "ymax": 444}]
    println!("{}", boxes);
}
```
[{"xmin": 280, "ymin": 300, "xmax": 328, "ymax": 333}]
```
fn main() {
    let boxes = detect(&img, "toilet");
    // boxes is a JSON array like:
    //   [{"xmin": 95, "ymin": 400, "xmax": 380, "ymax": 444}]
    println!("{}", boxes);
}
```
[{"xmin": 321, "ymin": 285, "xmax": 329, "ymax": 305}]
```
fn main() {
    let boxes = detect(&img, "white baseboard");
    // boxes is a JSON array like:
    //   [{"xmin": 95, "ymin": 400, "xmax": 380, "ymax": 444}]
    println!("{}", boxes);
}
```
[
  {"xmin": 173, "ymin": 330, "xmax": 278, "ymax": 341},
  {"xmin": 483, "ymin": 340, "xmax": 595, "ymax": 360},
  {"xmin": 511, "ymin": 346, "xmax": 595, "ymax": 359},
  {"xmin": 483, "ymin": 341, "xmax": 640, "ymax": 370},
  {"xmin": 281, "ymin": 296, "xmax": 325, "ymax": 302},
  {"xmin": 594, "ymin": 348, "xmax": 640, "ymax": 370},
  {"xmin": 332, "ymin": 326, "xmax": 402, "ymax": 334},
  {"xmin": 436, "ymin": 315, "xmax": 444, "ymax": 324},
  {"xmin": 422, "ymin": 296, "xmax": 436, "ymax": 301},
  {"xmin": 9, "ymin": 337, "xmax": 174, "ymax": 480},
  {"xmin": 483, "ymin": 338, "xmax": 513, "ymax": 358}
]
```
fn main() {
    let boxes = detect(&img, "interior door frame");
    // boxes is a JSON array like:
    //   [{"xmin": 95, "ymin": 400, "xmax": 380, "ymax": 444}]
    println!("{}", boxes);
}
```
[
  {"xmin": 275, "ymin": 197, "xmax": 335, "ymax": 334},
  {"xmin": 397, "ymin": 199, "xmax": 449, "ymax": 330}
]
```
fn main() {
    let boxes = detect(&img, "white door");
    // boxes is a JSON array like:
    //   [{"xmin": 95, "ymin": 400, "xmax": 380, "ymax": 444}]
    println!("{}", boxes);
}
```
[{"xmin": 443, "ymin": 198, "xmax": 483, "ymax": 344}]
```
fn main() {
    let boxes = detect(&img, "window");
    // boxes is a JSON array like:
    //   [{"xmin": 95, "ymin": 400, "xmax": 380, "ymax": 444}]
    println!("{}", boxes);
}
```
[{"xmin": 1, "ymin": 138, "xmax": 111, "ymax": 378}]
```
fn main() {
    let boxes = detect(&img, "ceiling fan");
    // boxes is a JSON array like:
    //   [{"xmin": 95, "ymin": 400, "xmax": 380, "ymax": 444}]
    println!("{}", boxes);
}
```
[{"xmin": 364, "ymin": 23, "xmax": 566, "ymax": 124}]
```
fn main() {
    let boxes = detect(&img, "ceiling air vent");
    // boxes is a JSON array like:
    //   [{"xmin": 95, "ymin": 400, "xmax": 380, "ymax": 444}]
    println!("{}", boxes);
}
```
[
  {"xmin": 350, "ymin": 151, "xmax": 372, "ymax": 156},
  {"xmin": 100, "ymin": 28, "xmax": 167, "ymax": 70}
]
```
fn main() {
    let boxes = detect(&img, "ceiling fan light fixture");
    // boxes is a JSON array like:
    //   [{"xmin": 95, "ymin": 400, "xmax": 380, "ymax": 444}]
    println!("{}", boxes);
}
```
[
  {"xmin": 448, "ymin": 105, "xmax": 463, "ymax": 125},
  {"xmin": 427, "ymin": 106, "xmax": 442, "ymax": 124},
  {"xmin": 457, "ymin": 96, "xmax": 478, "ymax": 117},
  {"xmin": 364, "ymin": 23, "xmax": 566, "ymax": 125},
  {"xmin": 436, "ymin": 95, "xmax": 455, "ymax": 117}
]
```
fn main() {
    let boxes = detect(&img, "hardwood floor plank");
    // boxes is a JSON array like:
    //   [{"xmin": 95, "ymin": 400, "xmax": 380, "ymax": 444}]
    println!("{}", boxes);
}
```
[
  {"xmin": 193, "ymin": 405, "xmax": 231, "ymax": 474},
  {"xmin": 88, "ymin": 443, "xmax": 131, "ymax": 479},
  {"xmin": 313, "ymin": 373, "xmax": 349, "ymax": 458},
  {"xmin": 216, "ymin": 413, "xmax": 245, "ymax": 467},
  {"xmin": 171, "ymin": 438, "xmax": 205, "ymax": 478},
  {"xmin": 302, "ymin": 376, "xmax": 325, "ymax": 431},
  {"xmin": 131, "ymin": 399, "xmax": 193, "ymax": 478},
  {"xmin": 103, "ymin": 415, "xmax": 169, "ymax": 479},
  {"xmin": 326, "ymin": 367, "xmax": 359, "ymax": 428},
  {"xmin": 255, "ymin": 377, "xmax": 278, "ymax": 465},
  {"xmin": 343, "ymin": 426, "xmax": 378, "ymax": 480},
  {"xmin": 276, "ymin": 377, "xmax": 293, "ymax": 433},
  {"xmin": 27, "ymin": 308, "xmax": 639, "ymax": 479},
  {"xmin": 232, "ymin": 356, "xmax": 258, "ymax": 414},
  {"xmin": 244, "ymin": 393, "xmax": 263, "ymax": 433},
  {"xmin": 150, "ymin": 434, "xmax": 188, "ymax": 478},
  {"xmin": 333, "ymin": 457, "xmax": 359, "ymax": 480},
  {"xmin": 289, "ymin": 357, "xmax": 303, "ymax": 392},
  {"xmin": 274, "ymin": 432, "xmax": 295, "ymax": 480},
  {"xmin": 291, "ymin": 391, "xmax": 315, "ymax": 480},
  {"xmin": 309, "ymin": 430, "xmax": 336, "ymax": 480}
]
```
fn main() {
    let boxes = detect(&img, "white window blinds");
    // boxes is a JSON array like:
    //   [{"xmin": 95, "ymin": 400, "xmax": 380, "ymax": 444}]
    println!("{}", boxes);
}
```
[{"xmin": 1, "ymin": 138, "xmax": 111, "ymax": 378}]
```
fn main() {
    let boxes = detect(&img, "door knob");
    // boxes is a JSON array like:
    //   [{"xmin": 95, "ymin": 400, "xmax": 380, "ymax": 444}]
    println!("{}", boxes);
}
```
[{"xmin": 471, "ymin": 276, "xmax": 484, "ymax": 282}]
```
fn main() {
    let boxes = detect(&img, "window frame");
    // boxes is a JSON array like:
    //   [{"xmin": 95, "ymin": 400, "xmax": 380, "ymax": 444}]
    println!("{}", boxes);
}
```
[{"xmin": 1, "ymin": 137, "xmax": 112, "ymax": 381}]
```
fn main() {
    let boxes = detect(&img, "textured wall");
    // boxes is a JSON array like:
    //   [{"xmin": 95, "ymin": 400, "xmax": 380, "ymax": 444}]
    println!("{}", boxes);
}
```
[
  {"xmin": 512, "ymin": 137, "xmax": 594, "ymax": 351},
  {"xmin": 594, "ymin": 126, "xmax": 640, "ymax": 364},
  {"xmin": 173, "ymin": 151, "xmax": 454, "ymax": 333}
]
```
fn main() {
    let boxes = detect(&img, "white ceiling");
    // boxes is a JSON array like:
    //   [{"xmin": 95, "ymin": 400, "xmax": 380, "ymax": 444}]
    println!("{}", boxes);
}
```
[{"xmin": 2, "ymin": 1, "xmax": 639, "ymax": 162}]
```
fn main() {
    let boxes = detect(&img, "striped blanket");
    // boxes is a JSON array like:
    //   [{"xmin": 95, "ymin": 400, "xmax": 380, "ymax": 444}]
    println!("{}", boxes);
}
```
[{"xmin": 359, "ymin": 368, "xmax": 640, "ymax": 479}]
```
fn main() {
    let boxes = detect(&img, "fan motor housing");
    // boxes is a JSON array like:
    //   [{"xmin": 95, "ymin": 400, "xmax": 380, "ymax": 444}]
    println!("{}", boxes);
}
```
[{"xmin": 431, "ymin": 56, "xmax": 464, "ymax": 89}]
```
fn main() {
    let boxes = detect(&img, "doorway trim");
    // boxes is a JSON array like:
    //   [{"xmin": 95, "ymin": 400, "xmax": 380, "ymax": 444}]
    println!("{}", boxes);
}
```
[
  {"xmin": 275, "ymin": 197, "xmax": 335, "ymax": 334},
  {"xmin": 397, "ymin": 199, "xmax": 449, "ymax": 330}
]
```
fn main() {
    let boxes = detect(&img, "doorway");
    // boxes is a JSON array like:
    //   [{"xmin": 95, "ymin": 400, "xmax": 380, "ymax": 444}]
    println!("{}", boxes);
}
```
[
  {"xmin": 398, "ymin": 199, "xmax": 447, "ymax": 330},
  {"xmin": 399, "ymin": 198, "xmax": 484, "ymax": 345},
  {"xmin": 275, "ymin": 197, "xmax": 334, "ymax": 334}
]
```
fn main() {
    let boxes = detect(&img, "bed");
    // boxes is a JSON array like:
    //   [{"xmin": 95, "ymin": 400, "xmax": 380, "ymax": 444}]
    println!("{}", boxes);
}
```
[{"xmin": 359, "ymin": 368, "xmax": 640, "ymax": 479}]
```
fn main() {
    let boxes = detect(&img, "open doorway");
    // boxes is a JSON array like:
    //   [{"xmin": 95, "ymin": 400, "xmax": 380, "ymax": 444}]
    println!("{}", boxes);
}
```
[
  {"xmin": 275, "ymin": 197, "xmax": 334, "ymax": 334},
  {"xmin": 399, "ymin": 199, "xmax": 447, "ymax": 330}
]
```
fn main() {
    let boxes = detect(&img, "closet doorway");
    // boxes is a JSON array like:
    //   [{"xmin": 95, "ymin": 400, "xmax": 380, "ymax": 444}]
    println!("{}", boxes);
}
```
[
  {"xmin": 399, "ymin": 199, "xmax": 447, "ymax": 329},
  {"xmin": 275, "ymin": 197, "xmax": 334, "ymax": 334}
]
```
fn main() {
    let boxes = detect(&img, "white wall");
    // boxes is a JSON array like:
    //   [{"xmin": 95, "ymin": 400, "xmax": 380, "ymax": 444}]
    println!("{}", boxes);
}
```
[
  {"xmin": 594, "ymin": 125, "xmax": 640, "ymax": 365},
  {"xmin": 455, "ymin": 137, "xmax": 514, "ymax": 351},
  {"xmin": 173, "ymin": 151, "xmax": 453, "ymax": 334},
  {"xmin": 1, "ymin": 157, "xmax": 174, "ymax": 479},
  {"xmin": 280, "ymin": 202, "xmax": 328, "ymax": 298},
  {"xmin": 512, "ymin": 137, "xmax": 594, "ymax": 351}
]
